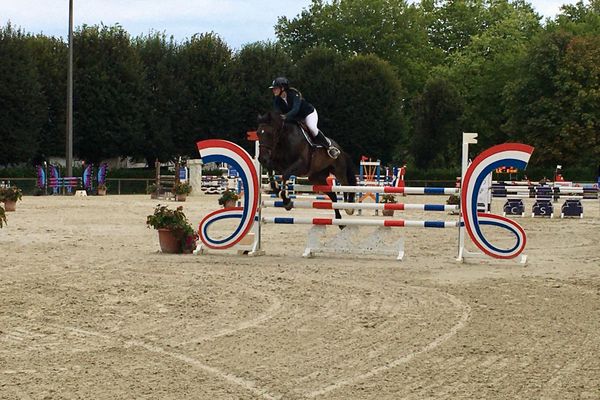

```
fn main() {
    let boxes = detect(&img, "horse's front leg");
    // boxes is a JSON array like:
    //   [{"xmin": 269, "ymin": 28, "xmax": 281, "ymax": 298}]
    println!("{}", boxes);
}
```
[
  {"xmin": 267, "ymin": 169, "xmax": 280, "ymax": 195},
  {"xmin": 281, "ymin": 159, "xmax": 306, "ymax": 211}
]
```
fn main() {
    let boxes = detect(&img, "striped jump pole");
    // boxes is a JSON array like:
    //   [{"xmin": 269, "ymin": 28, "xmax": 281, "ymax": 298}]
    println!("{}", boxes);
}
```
[
  {"xmin": 261, "ymin": 216, "xmax": 457, "ymax": 260},
  {"xmin": 289, "ymin": 184, "xmax": 459, "ymax": 195},
  {"xmin": 262, "ymin": 200, "xmax": 459, "ymax": 212},
  {"xmin": 261, "ymin": 193, "xmax": 342, "ymax": 201},
  {"xmin": 262, "ymin": 216, "xmax": 458, "ymax": 228}
]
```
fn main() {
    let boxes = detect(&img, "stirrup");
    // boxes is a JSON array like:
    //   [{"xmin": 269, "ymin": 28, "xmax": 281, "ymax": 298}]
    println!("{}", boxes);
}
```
[{"xmin": 327, "ymin": 146, "xmax": 340, "ymax": 159}]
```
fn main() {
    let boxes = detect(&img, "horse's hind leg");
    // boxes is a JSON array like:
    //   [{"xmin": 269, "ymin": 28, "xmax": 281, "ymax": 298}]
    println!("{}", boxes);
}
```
[
  {"xmin": 326, "ymin": 191, "xmax": 342, "ymax": 221},
  {"xmin": 331, "ymin": 159, "xmax": 355, "ymax": 215},
  {"xmin": 310, "ymin": 170, "xmax": 343, "ymax": 225}
]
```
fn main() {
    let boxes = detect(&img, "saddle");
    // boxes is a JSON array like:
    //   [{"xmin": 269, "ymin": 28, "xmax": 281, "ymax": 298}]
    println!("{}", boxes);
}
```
[{"xmin": 297, "ymin": 121, "xmax": 330, "ymax": 148}]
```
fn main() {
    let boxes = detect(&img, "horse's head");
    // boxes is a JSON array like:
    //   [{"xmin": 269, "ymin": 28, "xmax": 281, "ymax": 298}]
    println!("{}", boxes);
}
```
[{"xmin": 256, "ymin": 111, "xmax": 284, "ymax": 168}]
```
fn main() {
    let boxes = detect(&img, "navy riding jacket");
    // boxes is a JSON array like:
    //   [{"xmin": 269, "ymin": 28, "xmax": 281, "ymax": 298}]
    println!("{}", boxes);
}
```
[{"xmin": 273, "ymin": 89, "xmax": 315, "ymax": 121}]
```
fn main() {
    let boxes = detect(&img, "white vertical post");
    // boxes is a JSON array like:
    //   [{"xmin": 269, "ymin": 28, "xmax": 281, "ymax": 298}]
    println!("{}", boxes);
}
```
[
  {"xmin": 187, "ymin": 159, "xmax": 203, "ymax": 196},
  {"xmin": 457, "ymin": 133, "xmax": 478, "ymax": 261},
  {"xmin": 243, "ymin": 139, "xmax": 264, "ymax": 256}
]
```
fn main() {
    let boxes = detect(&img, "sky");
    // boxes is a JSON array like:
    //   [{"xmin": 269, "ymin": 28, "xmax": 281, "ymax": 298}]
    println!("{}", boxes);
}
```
[{"xmin": 0, "ymin": 0, "xmax": 584, "ymax": 50}]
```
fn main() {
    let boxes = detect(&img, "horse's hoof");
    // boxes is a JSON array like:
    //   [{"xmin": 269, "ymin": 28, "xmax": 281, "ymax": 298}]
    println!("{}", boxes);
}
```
[
  {"xmin": 345, "ymin": 209, "xmax": 355, "ymax": 216},
  {"xmin": 338, "ymin": 225, "xmax": 346, "ymax": 230},
  {"xmin": 284, "ymin": 203, "xmax": 293, "ymax": 211}
]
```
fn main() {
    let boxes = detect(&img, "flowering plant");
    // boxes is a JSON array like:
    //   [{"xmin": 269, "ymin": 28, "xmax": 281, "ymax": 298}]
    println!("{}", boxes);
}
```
[
  {"xmin": 380, "ymin": 194, "xmax": 397, "ymax": 203},
  {"xmin": 146, "ymin": 204, "xmax": 197, "ymax": 253},
  {"xmin": 218, "ymin": 189, "xmax": 239, "ymax": 206},
  {"xmin": 0, "ymin": 186, "xmax": 23, "ymax": 202},
  {"xmin": 172, "ymin": 182, "xmax": 192, "ymax": 195}
]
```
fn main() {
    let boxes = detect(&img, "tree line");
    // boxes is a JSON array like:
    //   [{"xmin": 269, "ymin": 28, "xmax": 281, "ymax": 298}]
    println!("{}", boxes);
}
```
[{"xmin": 1, "ymin": 0, "xmax": 599, "ymax": 178}]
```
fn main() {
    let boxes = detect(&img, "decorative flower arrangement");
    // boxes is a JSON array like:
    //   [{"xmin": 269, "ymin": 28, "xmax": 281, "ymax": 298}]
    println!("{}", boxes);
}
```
[
  {"xmin": 380, "ymin": 193, "xmax": 397, "ymax": 216},
  {"xmin": 380, "ymin": 194, "xmax": 397, "ymax": 203},
  {"xmin": 218, "ymin": 189, "xmax": 239, "ymax": 206},
  {"xmin": 172, "ymin": 182, "xmax": 192, "ymax": 195},
  {"xmin": 446, "ymin": 194, "xmax": 460, "ymax": 205},
  {"xmin": 146, "ymin": 204, "xmax": 197, "ymax": 253},
  {"xmin": 146, "ymin": 183, "xmax": 159, "ymax": 194},
  {"xmin": 0, "ymin": 186, "xmax": 23, "ymax": 203}
]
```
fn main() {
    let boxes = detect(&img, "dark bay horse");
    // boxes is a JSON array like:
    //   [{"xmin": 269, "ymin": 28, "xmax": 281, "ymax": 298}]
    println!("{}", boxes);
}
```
[{"xmin": 256, "ymin": 111, "xmax": 356, "ymax": 221}]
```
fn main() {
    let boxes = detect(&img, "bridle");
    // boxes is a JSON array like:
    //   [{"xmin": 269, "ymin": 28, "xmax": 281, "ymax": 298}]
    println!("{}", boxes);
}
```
[{"xmin": 257, "ymin": 118, "xmax": 285, "ymax": 155}]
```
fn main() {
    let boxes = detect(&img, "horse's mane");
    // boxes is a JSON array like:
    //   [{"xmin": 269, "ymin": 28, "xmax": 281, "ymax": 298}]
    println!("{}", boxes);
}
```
[{"xmin": 257, "ymin": 110, "xmax": 282, "ymax": 125}]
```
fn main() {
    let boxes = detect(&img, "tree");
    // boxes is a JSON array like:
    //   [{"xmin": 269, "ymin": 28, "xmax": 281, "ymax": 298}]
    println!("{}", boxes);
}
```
[
  {"xmin": 411, "ymin": 78, "xmax": 464, "ymax": 169},
  {"xmin": 294, "ymin": 47, "xmax": 346, "ymax": 136},
  {"xmin": 73, "ymin": 24, "xmax": 146, "ymax": 163},
  {"xmin": 230, "ymin": 41, "xmax": 294, "ymax": 144},
  {"xmin": 135, "ymin": 32, "xmax": 179, "ymax": 163},
  {"xmin": 442, "ymin": 1, "xmax": 541, "ymax": 149},
  {"xmin": 328, "ymin": 54, "xmax": 405, "ymax": 163},
  {"xmin": 552, "ymin": 0, "xmax": 600, "ymax": 35},
  {"xmin": 421, "ymin": 0, "xmax": 539, "ymax": 56},
  {"xmin": 172, "ymin": 33, "xmax": 235, "ymax": 157},
  {"xmin": 26, "ymin": 34, "xmax": 68, "ymax": 162},
  {"xmin": 504, "ymin": 31, "xmax": 600, "ymax": 167},
  {"xmin": 275, "ymin": 0, "xmax": 433, "ymax": 95},
  {"xmin": 0, "ymin": 24, "xmax": 45, "ymax": 165}
]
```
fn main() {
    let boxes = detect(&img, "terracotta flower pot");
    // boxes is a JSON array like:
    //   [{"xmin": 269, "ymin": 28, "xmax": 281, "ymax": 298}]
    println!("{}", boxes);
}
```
[
  {"xmin": 157, "ymin": 228, "xmax": 182, "ymax": 254},
  {"xmin": 3, "ymin": 200, "xmax": 17, "ymax": 212},
  {"xmin": 382, "ymin": 209, "xmax": 394, "ymax": 217},
  {"xmin": 176, "ymin": 194, "xmax": 187, "ymax": 202},
  {"xmin": 97, "ymin": 188, "xmax": 107, "ymax": 196},
  {"xmin": 224, "ymin": 199, "xmax": 236, "ymax": 208}
]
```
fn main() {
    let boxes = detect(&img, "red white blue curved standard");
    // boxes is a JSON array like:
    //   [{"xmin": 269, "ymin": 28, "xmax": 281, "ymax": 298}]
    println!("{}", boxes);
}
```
[
  {"xmin": 197, "ymin": 140, "xmax": 259, "ymax": 249},
  {"xmin": 461, "ymin": 143, "xmax": 534, "ymax": 259}
]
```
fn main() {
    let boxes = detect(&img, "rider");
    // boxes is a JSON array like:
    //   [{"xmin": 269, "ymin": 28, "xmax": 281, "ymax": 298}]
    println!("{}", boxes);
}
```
[{"xmin": 269, "ymin": 77, "xmax": 340, "ymax": 159}]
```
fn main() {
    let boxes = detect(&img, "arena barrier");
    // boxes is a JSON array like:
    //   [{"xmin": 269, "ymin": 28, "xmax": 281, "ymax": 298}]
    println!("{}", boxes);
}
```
[
  {"xmin": 495, "ymin": 182, "xmax": 598, "ymax": 218},
  {"xmin": 195, "ymin": 133, "xmax": 534, "ymax": 263}
]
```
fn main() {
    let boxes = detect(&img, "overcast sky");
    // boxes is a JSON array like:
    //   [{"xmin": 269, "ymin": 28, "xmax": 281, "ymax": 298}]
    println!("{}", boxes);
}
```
[{"xmin": 0, "ymin": 0, "xmax": 583, "ymax": 49}]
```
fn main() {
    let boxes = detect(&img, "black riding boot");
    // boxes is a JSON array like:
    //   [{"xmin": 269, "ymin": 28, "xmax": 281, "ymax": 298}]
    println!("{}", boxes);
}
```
[{"xmin": 314, "ymin": 131, "xmax": 340, "ymax": 159}]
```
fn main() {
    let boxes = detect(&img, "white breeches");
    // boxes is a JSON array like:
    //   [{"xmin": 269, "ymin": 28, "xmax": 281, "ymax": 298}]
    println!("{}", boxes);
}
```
[{"xmin": 304, "ymin": 109, "xmax": 319, "ymax": 138}]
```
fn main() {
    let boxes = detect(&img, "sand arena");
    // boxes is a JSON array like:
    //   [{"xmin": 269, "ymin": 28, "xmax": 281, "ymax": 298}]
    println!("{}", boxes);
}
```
[{"xmin": 1, "ymin": 194, "xmax": 599, "ymax": 399}]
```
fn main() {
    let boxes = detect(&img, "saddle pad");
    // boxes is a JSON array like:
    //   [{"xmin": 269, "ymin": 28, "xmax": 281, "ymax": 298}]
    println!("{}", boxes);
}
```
[{"xmin": 298, "ymin": 125, "xmax": 325, "ymax": 148}]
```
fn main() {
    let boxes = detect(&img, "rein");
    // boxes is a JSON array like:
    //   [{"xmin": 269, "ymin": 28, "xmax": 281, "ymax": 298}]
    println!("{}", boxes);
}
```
[{"xmin": 258, "ymin": 118, "xmax": 285, "ymax": 154}]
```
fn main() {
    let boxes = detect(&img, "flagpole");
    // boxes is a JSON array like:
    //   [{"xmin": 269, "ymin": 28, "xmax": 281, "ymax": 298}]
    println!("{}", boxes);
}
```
[{"xmin": 66, "ymin": 0, "xmax": 73, "ymax": 177}]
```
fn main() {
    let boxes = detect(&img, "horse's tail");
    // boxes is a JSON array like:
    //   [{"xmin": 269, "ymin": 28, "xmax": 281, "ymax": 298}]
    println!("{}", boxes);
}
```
[{"xmin": 343, "ymin": 152, "xmax": 357, "ymax": 203}]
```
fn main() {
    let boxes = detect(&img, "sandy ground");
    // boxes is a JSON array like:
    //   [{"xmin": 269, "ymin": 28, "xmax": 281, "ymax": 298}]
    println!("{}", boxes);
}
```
[{"xmin": 1, "ymin": 194, "xmax": 599, "ymax": 399}]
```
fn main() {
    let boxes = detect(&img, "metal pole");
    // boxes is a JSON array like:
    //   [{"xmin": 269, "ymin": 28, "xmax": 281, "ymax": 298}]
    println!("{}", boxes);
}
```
[{"xmin": 66, "ymin": 0, "xmax": 74, "ymax": 177}]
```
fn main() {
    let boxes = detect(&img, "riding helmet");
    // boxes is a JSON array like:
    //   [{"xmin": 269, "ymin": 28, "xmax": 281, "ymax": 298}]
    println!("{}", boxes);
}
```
[{"xmin": 269, "ymin": 77, "xmax": 289, "ymax": 90}]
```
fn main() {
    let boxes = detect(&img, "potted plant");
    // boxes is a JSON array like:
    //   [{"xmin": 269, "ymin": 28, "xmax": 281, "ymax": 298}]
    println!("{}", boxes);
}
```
[
  {"xmin": 172, "ymin": 182, "xmax": 192, "ymax": 201},
  {"xmin": 147, "ymin": 183, "xmax": 159, "ymax": 199},
  {"xmin": 218, "ymin": 189, "xmax": 239, "ymax": 208},
  {"xmin": 446, "ymin": 194, "xmax": 460, "ymax": 215},
  {"xmin": 0, "ymin": 205, "xmax": 6, "ymax": 227},
  {"xmin": 0, "ymin": 186, "xmax": 23, "ymax": 212},
  {"xmin": 97, "ymin": 183, "xmax": 107, "ymax": 196},
  {"xmin": 146, "ymin": 204, "xmax": 198, "ymax": 254},
  {"xmin": 380, "ymin": 193, "xmax": 397, "ymax": 216},
  {"xmin": 446, "ymin": 194, "xmax": 460, "ymax": 205}
]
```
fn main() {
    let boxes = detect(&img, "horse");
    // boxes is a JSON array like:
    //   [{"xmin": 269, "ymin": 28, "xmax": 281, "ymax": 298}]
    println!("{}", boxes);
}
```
[{"xmin": 256, "ymin": 111, "xmax": 357, "ymax": 221}]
